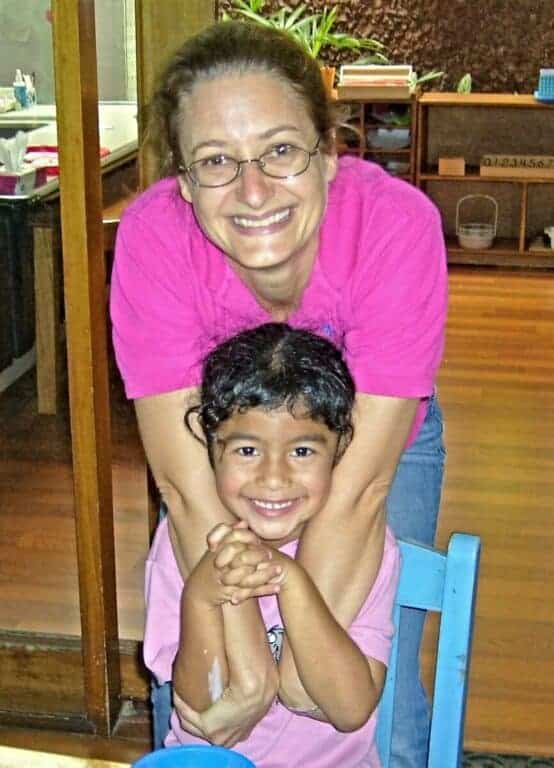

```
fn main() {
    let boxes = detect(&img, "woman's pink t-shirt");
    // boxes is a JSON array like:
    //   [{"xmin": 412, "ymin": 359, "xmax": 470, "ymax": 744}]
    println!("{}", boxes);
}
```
[{"xmin": 110, "ymin": 157, "xmax": 447, "ymax": 441}]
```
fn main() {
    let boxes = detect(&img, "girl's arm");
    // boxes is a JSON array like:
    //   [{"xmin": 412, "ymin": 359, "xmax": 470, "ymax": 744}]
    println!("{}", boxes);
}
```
[
  {"xmin": 173, "ymin": 533, "xmax": 279, "ymax": 747},
  {"xmin": 173, "ymin": 550, "xmax": 229, "ymax": 712},
  {"xmin": 275, "ymin": 553, "xmax": 386, "ymax": 732},
  {"xmin": 135, "ymin": 388, "xmax": 279, "ymax": 714},
  {"xmin": 279, "ymin": 393, "xmax": 417, "ymax": 700}
]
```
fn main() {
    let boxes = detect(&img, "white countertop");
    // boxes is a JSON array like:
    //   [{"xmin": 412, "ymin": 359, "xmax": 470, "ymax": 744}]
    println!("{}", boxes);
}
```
[{"xmin": 0, "ymin": 102, "xmax": 138, "ymax": 201}]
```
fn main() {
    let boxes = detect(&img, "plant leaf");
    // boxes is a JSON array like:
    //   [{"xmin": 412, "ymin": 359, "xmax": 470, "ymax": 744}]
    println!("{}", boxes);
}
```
[
  {"xmin": 457, "ymin": 73, "xmax": 472, "ymax": 93},
  {"xmin": 282, "ymin": 3, "xmax": 308, "ymax": 30}
]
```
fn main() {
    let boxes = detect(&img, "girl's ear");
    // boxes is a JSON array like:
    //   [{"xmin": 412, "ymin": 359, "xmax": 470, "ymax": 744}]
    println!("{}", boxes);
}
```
[{"xmin": 184, "ymin": 406, "xmax": 207, "ymax": 445}]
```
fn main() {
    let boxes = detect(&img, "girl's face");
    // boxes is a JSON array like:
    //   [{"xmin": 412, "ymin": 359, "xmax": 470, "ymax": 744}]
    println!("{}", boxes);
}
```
[
  {"xmin": 212, "ymin": 406, "xmax": 339, "ymax": 545},
  {"xmin": 177, "ymin": 72, "xmax": 337, "ymax": 290}
]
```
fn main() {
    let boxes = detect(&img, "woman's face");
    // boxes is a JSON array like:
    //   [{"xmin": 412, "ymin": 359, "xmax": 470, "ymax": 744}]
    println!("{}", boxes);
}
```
[{"xmin": 177, "ymin": 72, "xmax": 337, "ymax": 282}]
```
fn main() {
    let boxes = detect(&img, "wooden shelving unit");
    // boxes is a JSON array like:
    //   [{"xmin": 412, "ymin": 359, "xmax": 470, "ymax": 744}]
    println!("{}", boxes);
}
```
[
  {"xmin": 335, "ymin": 93, "xmax": 418, "ymax": 184},
  {"xmin": 416, "ymin": 93, "xmax": 554, "ymax": 268}
]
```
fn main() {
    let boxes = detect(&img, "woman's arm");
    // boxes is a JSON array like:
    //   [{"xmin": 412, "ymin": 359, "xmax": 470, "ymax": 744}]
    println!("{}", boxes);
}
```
[
  {"xmin": 135, "ymin": 388, "xmax": 236, "ymax": 575},
  {"xmin": 279, "ymin": 392, "xmax": 417, "ymax": 700},
  {"xmin": 135, "ymin": 388, "xmax": 279, "ymax": 711},
  {"xmin": 275, "ymin": 553, "xmax": 386, "ymax": 732}
]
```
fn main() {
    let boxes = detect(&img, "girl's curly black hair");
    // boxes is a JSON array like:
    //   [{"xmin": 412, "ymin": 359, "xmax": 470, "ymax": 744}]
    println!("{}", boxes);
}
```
[{"xmin": 186, "ymin": 323, "xmax": 355, "ymax": 464}]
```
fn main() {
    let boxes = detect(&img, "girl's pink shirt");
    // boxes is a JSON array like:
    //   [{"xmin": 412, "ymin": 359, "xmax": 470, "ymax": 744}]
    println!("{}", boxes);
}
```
[
  {"xmin": 110, "ymin": 157, "xmax": 447, "ymax": 443},
  {"xmin": 144, "ymin": 517, "xmax": 400, "ymax": 768}
]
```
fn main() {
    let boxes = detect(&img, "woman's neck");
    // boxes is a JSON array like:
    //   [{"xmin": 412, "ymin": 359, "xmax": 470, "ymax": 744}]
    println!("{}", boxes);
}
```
[{"xmin": 230, "ymin": 242, "xmax": 317, "ymax": 321}]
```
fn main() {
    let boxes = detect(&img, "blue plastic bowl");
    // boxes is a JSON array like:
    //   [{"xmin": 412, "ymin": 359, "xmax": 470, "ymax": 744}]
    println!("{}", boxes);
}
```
[{"xmin": 132, "ymin": 745, "xmax": 255, "ymax": 768}]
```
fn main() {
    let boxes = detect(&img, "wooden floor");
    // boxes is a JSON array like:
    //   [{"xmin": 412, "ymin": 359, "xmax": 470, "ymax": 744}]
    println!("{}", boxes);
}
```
[
  {"xmin": 0, "ymin": 355, "xmax": 149, "ymax": 640},
  {"xmin": 1, "ymin": 266, "xmax": 554, "ymax": 756},
  {"xmin": 428, "ymin": 267, "xmax": 554, "ymax": 756}
]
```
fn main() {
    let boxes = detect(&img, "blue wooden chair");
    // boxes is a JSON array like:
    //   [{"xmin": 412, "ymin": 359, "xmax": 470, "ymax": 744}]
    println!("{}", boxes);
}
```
[{"xmin": 377, "ymin": 533, "xmax": 481, "ymax": 768}]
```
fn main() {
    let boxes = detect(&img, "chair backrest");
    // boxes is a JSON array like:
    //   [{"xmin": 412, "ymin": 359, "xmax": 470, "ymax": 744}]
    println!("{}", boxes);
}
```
[{"xmin": 377, "ymin": 533, "xmax": 481, "ymax": 768}]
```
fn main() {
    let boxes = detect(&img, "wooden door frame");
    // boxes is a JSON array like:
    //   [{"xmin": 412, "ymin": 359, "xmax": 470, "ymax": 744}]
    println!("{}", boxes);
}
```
[{"xmin": 52, "ymin": 0, "xmax": 119, "ymax": 735}]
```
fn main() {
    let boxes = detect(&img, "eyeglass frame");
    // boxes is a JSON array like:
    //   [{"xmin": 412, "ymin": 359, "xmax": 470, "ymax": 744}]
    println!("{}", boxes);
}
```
[{"xmin": 179, "ymin": 137, "xmax": 322, "ymax": 188}]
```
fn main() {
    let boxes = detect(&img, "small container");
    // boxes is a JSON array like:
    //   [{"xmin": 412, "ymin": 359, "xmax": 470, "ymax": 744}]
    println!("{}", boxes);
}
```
[
  {"xmin": 456, "ymin": 194, "xmax": 498, "ymax": 250},
  {"xmin": 132, "ymin": 745, "xmax": 255, "ymax": 768},
  {"xmin": 534, "ymin": 68, "xmax": 554, "ymax": 103},
  {"xmin": 23, "ymin": 73, "xmax": 36, "ymax": 106},
  {"xmin": 0, "ymin": 166, "xmax": 48, "ymax": 195},
  {"xmin": 438, "ymin": 156, "xmax": 465, "ymax": 176},
  {"xmin": 366, "ymin": 127, "xmax": 410, "ymax": 151},
  {"xmin": 13, "ymin": 69, "xmax": 28, "ymax": 109}
]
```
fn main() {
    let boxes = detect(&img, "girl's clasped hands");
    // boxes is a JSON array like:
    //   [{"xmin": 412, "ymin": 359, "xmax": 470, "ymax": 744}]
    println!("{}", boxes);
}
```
[{"xmin": 208, "ymin": 520, "xmax": 287, "ymax": 605}]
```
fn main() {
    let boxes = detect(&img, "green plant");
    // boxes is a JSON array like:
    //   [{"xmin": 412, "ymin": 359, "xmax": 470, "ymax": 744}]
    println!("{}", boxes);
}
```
[
  {"xmin": 409, "ymin": 69, "xmax": 444, "ymax": 90},
  {"xmin": 222, "ymin": 1, "xmax": 388, "ymax": 64},
  {"xmin": 221, "ymin": 0, "xmax": 309, "ymax": 33},
  {"xmin": 457, "ymin": 73, "xmax": 472, "ymax": 93}
]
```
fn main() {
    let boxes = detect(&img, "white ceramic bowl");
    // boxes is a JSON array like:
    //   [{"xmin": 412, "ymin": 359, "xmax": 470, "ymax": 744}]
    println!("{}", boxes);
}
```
[
  {"xmin": 366, "ymin": 127, "xmax": 410, "ymax": 151},
  {"xmin": 385, "ymin": 160, "xmax": 411, "ymax": 175}
]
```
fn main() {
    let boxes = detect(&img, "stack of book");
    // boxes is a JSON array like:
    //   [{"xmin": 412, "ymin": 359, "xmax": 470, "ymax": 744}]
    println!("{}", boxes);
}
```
[{"xmin": 336, "ymin": 65, "xmax": 413, "ymax": 100}]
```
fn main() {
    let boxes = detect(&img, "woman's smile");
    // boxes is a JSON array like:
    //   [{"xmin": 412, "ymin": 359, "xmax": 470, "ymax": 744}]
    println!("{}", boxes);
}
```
[{"xmin": 231, "ymin": 206, "xmax": 293, "ymax": 236}]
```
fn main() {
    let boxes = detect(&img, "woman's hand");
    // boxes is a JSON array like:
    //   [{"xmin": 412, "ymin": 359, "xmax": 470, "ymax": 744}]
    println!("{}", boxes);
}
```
[
  {"xmin": 208, "ymin": 522, "xmax": 283, "ymax": 604},
  {"xmin": 173, "ymin": 683, "xmax": 273, "ymax": 748}
]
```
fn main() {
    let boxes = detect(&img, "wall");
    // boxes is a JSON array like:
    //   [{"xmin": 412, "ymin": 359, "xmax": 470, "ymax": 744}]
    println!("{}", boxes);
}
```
[
  {"xmin": 0, "ymin": 0, "xmax": 132, "ymax": 104},
  {"xmin": 218, "ymin": 0, "xmax": 554, "ymax": 93},
  {"xmin": 0, "ymin": 1, "xmax": 54, "ymax": 104}
]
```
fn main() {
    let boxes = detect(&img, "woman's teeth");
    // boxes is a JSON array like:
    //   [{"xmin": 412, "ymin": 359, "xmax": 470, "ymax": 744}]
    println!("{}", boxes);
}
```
[{"xmin": 233, "ymin": 209, "xmax": 290, "ymax": 228}]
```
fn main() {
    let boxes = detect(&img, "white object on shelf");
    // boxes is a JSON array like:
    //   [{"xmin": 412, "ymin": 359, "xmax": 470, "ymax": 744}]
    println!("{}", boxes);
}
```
[
  {"xmin": 385, "ymin": 160, "xmax": 411, "ymax": 175},
  {"xmin": 340, "ymin": 64, "xmax": 412, "ymax": 84},
  {"xmin": 367, "ymin": 127, "xmax": 410, "ymax": 150},
  {"xmin": 456, "ymin": 194, "xmax": 498, "ymax": 250}
]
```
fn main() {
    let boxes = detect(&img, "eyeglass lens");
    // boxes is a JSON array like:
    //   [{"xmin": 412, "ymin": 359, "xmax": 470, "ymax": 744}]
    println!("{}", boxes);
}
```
[{"xmin": 189, "ymin": 144, "xmax": 316, "ymax": 187}]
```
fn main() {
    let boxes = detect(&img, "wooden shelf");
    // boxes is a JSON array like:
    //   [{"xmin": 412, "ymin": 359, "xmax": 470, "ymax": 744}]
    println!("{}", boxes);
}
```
[
  {"xmin": 446, "ymin": 248, "xmax": 554, "ymax": 269},
  {"xmin": 446, "ymin": 236, "xmax": 518, "ymax": 254},
  {"xmin": 338, "ymin": 146, "xmax": 411, "ymax": 156},
  {"xmin": 337, "ymin": 94, "xmax": 417, "ymax": 183},
  {"xmin": 420, "ymin": 170, "xmax": 554, "ymax": 184},
  {"xmin": 419, "ymin": 92, "xmax": 554, "ymax": 109},
  {"xmin": 416, "ymin": 93, "xmax": 554, "ymax": 269},
  {"xmin": 366, "ymin": 148, "xmax": 411, "ymax": 156},
  {"xmin": 336, "ymin": 93, "xmax": 414, "ymax": 104}
]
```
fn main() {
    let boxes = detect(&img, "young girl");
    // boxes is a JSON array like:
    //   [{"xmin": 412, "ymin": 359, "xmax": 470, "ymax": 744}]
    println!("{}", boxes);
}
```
[{"xmin": 143, "ymin": 323, "xmax": 400, "ymax": 768}]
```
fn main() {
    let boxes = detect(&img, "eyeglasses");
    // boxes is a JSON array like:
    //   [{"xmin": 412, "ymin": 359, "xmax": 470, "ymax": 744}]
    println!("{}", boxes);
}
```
[{"xmin": 180, "ymin": 139, "xmax": 321, "ymax": 188}]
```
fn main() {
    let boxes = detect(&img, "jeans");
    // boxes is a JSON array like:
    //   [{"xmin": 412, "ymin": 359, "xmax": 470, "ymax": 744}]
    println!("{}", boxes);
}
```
[
  {"xmin": 151, "ymin": 677, "xmax": 173, "ymax": 750},
  {"xmin": 385, "ymin": 392, "xmax": 446, "ymax": 768},
  {"xmin": 150, "ymin": 395, "xmax": 446, "ymax": 765}
]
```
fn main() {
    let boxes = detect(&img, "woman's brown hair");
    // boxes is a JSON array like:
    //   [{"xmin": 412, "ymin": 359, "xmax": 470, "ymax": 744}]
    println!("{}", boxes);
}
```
[{"xmin": 147, "ymin": 20, "xmax": 337, "ymax": 177}]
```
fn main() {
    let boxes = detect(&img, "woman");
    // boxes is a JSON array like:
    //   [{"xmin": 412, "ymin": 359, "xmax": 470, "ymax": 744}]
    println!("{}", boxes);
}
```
[{"xmin": 110, "ymin": 20, "xmax": 447, "ymax": 768}]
